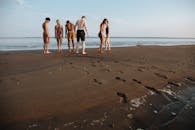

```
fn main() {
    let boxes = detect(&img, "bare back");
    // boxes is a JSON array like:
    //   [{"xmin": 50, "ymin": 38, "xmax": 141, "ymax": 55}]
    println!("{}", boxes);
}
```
[
  {"xmin": 66, "ymin": 23, "xmax": 75, "ymax": 32},
  {"xmin": 42, "ymin": 22, "xmax": 50, "ymax": 44},
  {"xmin": 42, "ymin": 22, "xmax": 49, "ymax": 37},
  {"xmin": 55, "ymin": 25, "xmax": 63, "ymax": 38}
]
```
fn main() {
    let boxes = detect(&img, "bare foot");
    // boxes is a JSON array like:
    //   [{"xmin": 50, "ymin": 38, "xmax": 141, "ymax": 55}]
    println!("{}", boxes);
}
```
[
  {"xmin": 45, "ymin": 51, "xmax": 52, "ymax": 54},
  {"xmin": 82, "ymin": 52, "xmax": 87, "ymax": 55}
]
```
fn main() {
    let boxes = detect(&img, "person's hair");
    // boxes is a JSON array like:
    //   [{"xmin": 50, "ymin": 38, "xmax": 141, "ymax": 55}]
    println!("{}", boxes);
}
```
[
  {"xmin": 103, "ymin": 18, "xmax": 108, "ymax": 24},
  {"xmin": 45, "ymin": 17, "xmax": 50, "ymax": 21},
  {"xmin": 82, "ymin": 16, "xmax": 86, "ymax": 19},
  {"xmin": 66, "ymin": 20, "xmax": 70, "ymax": 24},
  {"xmin": 101, "ymin": 18, "xmax": 108, "ymax": 25},
  {"xmin": 106, "ymin": 26, "xmax": 109, "ymax": 35}
]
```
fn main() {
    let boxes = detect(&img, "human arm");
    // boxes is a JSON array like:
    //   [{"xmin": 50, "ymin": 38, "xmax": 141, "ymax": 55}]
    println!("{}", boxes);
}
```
[
  {"xmin": 85, "ymin": 26, "xmax": 89, "ymax": 36},
  {"xmin": 61, "ymin": 26, "xmax": 63, "ymax": 38},
  {"xmin": 74, "ymin": 21, "xmax": 78, "ymax": 36},
  {"xmin": 72, "ymin": 24, "xmax": 76, "ymax": 37},
  {"xmin": 65, "ymin": 25, "xmax": 68, "ymax": 38},
  {"xmin": 46, "ymin": 23, "xmax": 50, "ymax": 37},
  {"xmin": 54, "ymin": 26, "xmax": 57, "ymax": 38},
  {"xmin": 84, "ymin": 20, "xmax": 89, "ymax": 36},
  {"xmin": 75, "ymin": 20, "xmax": 78, "ymax": 30},
  {"xmin": 100, "ymin": 24, "xmax": 104, "ymax": 36},
  {"xmin": 106, "ymin": 25, "xmax": 110, "ymax": 38}
]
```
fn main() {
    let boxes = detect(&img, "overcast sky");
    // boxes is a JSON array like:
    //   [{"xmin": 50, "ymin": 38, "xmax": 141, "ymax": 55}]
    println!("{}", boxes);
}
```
[{"xmin": 0, "ymin": 0, "xmax": 194, "ymax": 37}]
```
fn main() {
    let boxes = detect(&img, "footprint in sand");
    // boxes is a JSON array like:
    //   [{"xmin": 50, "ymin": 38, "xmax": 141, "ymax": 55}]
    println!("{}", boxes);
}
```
[
  {"xmin": 69, "ymin": 62, "xmax": 76, "ymax": 68},
  {"xmin": 132, "ymin": 78, "xmax": 142, "ymax": 84},
  {"xmin": 186, "ymin": 76, "xmax": 195, "ymax": 82},
  {"xmin": 83, "ymin": 67, "xmax": 90, "ymax": 75},
  {"xmin": 137, "ymin": 68, "xmax": 144, "ymax": 72},
  {"xmin": 0, "ymin": 60, "xmax": 8, "ymax": 65},
  {"xmin": 154, "ymin": 72, "xmax": 168, "ymax": 79},
  {"xmin": 10, "ymin": 77, "xmax": 21, "ymax": 86},
  {"xmin": 114, "ymin": 60, "xmax": 119, "ymax": 63},
  {"xmin": 118, "ymin": 70, "xmax": 124, "ymax": 74},
  {"xmin": 168, "ymin": 70, "xmax": 176, "ymax": 74},
  {"xmin": 144, "ymin": 86, "xmax": 161, "ymax": 95},
  {"xmin": 91, "ymin": 63, "xmax": 96, "ymax": 67},
  {"xmin": 167, "ymin": 81, "xmax": 181, "ymax": 87},
  {"xmin": 16, "ymin": 80, "xmax": 21, "ymax": 86},
  {"xmin": 115, "ymin": 76, "xmax": 126, "ymax": 82},
  {"xmin": 93, "ymin": 78, "xmax": 102, "ymax": 85},
  {"xmin": 97, "ymin": 60, "xmax": 101, "ymax": 63},
  {"xmin": 102, "ymin": 68, "xmax": 111, "ymax": 72},
  {"xmin": 151, "ymin": 66, "xmax": 159, "ymax": 70},
  {"xmin": 116, "ymin": 92, "xmax": 128, "ymax": 103}
]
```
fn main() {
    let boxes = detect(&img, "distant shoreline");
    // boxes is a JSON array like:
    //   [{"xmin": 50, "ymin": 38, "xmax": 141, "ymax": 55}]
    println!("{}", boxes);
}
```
[
  {"xmin": 1, "ymin": 37, "xmax": 195, "ymax": 52},
  {"xmin": 0, "ymin": 36, "xmax": 195, "ymax": 39},
  {"xmin": 1, "ymin": 45, "xmax": 195, "ymax": 52}
]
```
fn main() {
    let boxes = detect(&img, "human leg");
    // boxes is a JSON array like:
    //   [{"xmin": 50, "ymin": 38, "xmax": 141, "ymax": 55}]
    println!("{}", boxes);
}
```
[
  {"xmin": 105, "ymin": 40, "xmax": 108, "ymax": 51},
  {"xmin": 67, "ymin": 33, "xmax": 71, "ymax": 52},
  {"xmin": 43, "ymin": 34, "xmax": 47, "ymax": 54},
  {"xmin": 99, "ymin": 37, "xmax": 104, "ymax": 53},
  {"xmin": 59, "ymin": 38, "xmax": 63, "ymax": 53},
  {"xmin": 105, "ymin": 37, "xmax": 111, "ymax": 51},
  {"xmin": 82, "ymin": 41, "xmax": 86, "ymax": 54},
  {"xmin": 107, "ymin": 37, "xmax": 111, "ymax": 51},
  {"xmin": 80, "ymin": 30, "xmax": 86, "ymax": 54},
  {"xmin": 68, "ymin": 41, "xmax": 71, "ymax": 52},
  {"xmin": 76, "ymin": 30, "xmax": 81, "ymax": 53},
  {"xmin": 57, "ymin": 38, "xmax": 60, "ymax": 52},
  {"xmin": 45, "ymin": 37, "xmax": 51, "ymax": 53},
  {"xmin": 72, "ymin": 39, "xmax": 75, "ymax": 52}
]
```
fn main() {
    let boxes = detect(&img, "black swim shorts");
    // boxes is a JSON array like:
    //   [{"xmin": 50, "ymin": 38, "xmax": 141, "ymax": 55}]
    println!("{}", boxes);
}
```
[{"xmin": 77, "ymin": 30, "xmax": 85, "ymax": 42}]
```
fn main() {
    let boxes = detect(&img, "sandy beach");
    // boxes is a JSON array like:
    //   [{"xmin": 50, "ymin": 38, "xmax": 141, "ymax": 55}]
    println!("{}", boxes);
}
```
[{"xmin": 0, "ymin": 45, "xmax": 195, "ymax": 130}]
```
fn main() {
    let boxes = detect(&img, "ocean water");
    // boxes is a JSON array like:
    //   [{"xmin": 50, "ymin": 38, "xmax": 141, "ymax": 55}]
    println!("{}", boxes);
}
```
[{"xmin": 0, "ymin": 37, "xmax": 195, "ymax": 51}]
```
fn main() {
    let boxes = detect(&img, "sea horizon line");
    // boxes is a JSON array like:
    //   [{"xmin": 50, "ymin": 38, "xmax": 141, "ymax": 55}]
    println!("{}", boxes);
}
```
[{"xmin": 0, "ymin": 36, "xmax": 195, "ymax": 39}]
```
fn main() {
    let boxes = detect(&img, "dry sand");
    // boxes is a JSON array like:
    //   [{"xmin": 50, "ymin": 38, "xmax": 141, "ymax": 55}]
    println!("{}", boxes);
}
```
[{"xmin": 0, "ymin": 45, "xmax": 195, "ymax": 130}]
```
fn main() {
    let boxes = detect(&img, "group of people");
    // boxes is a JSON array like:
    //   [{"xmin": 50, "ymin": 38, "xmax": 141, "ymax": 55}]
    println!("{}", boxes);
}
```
[{"xmin": 42, "ymin": 16, "xmax": 110, "ymax": 55}]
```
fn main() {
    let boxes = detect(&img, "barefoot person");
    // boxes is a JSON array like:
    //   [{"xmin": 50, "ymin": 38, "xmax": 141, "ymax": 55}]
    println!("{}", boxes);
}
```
[
  {"xmin": 42, "ymin": 17, "xmax": 51, "ymax": 54},
  {"xmin": 65, "ymin": 20, "xmax": 75, "ymax": 52},
  {"xmin": 98, "ymin": 18, "xmax": 108, "ymax": 54},
  {"xmin": 75, "ymin": 16, "xmax": 88, "ymax": 54},
  {"xmin": 105, "ymin": 20, "xmax": 111, "ymax": 51},
  {"xmin": 55, "ymin": 20, "xmax": 63, "ymax": 53}
]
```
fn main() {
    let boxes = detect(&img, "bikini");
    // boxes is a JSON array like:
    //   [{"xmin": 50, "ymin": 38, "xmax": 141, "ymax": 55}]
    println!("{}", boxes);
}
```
[{"xmin": 56, "ymin": 26, "xmax": 62, "ymax": 38}]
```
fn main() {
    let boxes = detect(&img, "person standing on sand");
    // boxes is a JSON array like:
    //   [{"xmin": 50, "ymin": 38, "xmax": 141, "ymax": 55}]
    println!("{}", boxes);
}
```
[
  {"xmin": 55, "ymin": 19, "xmax": 63, "ymax": 53},
  {"xmin": 98, "ymin": 18, "xmax": 108, "ymax": 54},
  {"xmin": 105, "ymin": 20, "xmax": 111, "ymax": 51},
  {"xmin": 42, "ymin": 17, "xmax": 51, "ymax": 54},
  {"xmin": 75, "ymin": 16, "xmax": 88, "ymax": 55},
  {"xmin": 65, "ymin": 20, "xmax": 75, "ymax": 52}
]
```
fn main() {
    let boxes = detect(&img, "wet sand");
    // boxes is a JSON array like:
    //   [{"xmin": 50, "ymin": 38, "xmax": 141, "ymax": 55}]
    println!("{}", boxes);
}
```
[{"xmin": 0, "ymin": 45, "xmax": 195, "ymax": 130}]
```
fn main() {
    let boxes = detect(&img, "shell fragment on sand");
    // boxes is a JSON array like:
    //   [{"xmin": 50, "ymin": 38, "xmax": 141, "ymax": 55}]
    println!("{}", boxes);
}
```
[{"xmin": 130, "ymin": 95, "xmax": 147, "ymax": 108}]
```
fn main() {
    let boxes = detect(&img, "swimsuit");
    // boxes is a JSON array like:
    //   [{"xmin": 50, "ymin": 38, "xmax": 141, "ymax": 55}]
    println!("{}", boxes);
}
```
[{"xmin": 56, "ymin": 26, "xmax": 63, "ymax": 39}]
